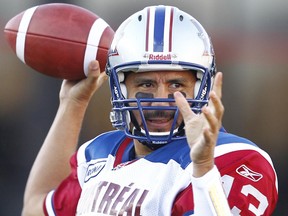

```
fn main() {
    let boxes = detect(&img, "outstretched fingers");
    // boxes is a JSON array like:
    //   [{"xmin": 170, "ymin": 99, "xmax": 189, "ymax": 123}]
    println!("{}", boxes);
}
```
[
  {"xmin": 202, "ymin": 106, "xmax": 217, "ymax": 134},
  {"xmin": 174, "ymin": 91, "xmax": 204, "ymax": 145},
  {"xmin": 208, "ymin": 72, "xmax": 224, "ymax": 123},
  {"xmin": 212, "ymin": 72, "xmax": 223, "ymax": 99},
  {"xmin": 209, "ymin": 91, "xmax": 224, "ymax": 125},
  {"xmin": 200, "ymin": 73, "xmax": 224, "ymax": 146},
  {"xmin": 174, "ymin": 91, "xmax": 195, "ymax": 121}
]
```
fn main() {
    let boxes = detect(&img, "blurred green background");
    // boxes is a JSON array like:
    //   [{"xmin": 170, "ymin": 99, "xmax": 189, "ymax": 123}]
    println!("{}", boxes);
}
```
[{"xmin": 0, "ymin": 0, "xmax": 287, "ymax": 215}]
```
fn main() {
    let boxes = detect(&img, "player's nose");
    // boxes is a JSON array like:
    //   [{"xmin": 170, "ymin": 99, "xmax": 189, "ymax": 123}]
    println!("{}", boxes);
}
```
[{"xmin": 151, "ymin": 86, "xmax": 171, "ymax": 106}]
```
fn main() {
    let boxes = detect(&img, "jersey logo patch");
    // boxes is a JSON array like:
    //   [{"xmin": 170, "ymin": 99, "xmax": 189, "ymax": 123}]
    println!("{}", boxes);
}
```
[
  {"xmin": 85, "ymin": 160, "xmax": 106, "ymax": 182},
  {"xmin": 236, "ymin": 165, "xmax": 263, "ymax": 182}
]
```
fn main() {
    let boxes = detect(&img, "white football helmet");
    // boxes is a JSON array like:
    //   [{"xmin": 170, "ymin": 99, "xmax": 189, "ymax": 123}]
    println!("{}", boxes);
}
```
[{"xmin": 106, "ymin": 5, "xmax": 216, "ymax": 148}]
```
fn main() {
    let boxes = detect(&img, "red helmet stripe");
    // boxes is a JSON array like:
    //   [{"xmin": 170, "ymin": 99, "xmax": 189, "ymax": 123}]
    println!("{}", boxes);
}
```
[
  {"xmin": 168, "ymin": 7, "xmax": 174, "ymax": 52},
  {"xmin": 145, "ymin": 8, "xmax": 150, "ymax": 52}
]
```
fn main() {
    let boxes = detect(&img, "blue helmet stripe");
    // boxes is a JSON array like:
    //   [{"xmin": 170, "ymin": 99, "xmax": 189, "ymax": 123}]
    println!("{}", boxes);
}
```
[{"xmin": 153, "ymin": 7, "xmax": 166, "ymax": 52}]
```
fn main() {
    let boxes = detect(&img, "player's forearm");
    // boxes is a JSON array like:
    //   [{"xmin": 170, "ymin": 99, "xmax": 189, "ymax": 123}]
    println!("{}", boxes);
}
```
[{"xmin": 22, "ymin": 100, "xmax": 88, "ymax": 215}]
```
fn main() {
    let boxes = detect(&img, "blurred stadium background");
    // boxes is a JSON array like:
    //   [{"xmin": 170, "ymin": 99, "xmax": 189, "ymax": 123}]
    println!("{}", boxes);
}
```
[{"xmin": 0, "ymin": 0, "xmax": 287, "ymax": 215}]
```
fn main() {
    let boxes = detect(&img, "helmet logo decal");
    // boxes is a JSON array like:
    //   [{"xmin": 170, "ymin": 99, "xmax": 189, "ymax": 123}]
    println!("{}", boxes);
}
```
[
  {"xmin": 145, "ymin": 6, "xmax": 174, "ymax": 52},
  {"xmin": 190, "ymin": 19, "xmax": 214, "ymax": 57},
  {"xmin": 143, "ymin": 52, "xmax": 177, "ymax": 60},
  {"xmin": 109, "ymin": 47, "xmax": 119, "ymax": 57},
  {"xmin": 148, "ymin": 53, "xmax": 171, "ymax": 60}
]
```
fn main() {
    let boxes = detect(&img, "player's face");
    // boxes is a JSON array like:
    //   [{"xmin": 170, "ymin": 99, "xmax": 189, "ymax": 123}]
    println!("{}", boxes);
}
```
[{"xmin": 125, "ymin": 70, "xmax": 197, "ymax": 133}]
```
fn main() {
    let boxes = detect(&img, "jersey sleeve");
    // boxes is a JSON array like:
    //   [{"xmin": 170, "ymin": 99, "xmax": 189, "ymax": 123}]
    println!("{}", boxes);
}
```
[
  {"xmin": 172, "ymin": 144, "xmax": 278, "ymax": 216},
  {"xmin": 43, "ymin": 152, "xmax": 81, "ymax": 216},
  {"xmin": 216, "ymin": 145, "xmax": 278, "ymax": 216}
]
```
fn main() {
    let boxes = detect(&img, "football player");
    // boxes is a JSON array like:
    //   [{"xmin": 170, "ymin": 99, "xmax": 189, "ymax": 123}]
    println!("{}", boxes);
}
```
[{"xmin": 22, "ymin": 5, "xmax": 278, "ymax": 216}]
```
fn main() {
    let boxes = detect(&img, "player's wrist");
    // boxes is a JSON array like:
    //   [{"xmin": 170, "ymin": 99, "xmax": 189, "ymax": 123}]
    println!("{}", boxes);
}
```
[
  {"xmin": 59, "ymin": 98, "xmax": 89, "ymax": 116},
  {"xmin": 192, "ymin": 160, "xmax": 214, "ymax": 177}
]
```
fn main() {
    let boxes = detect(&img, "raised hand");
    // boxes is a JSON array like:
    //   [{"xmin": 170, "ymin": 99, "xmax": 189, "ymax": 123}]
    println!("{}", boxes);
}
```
[
  {"xmin": 59, "ymin": 60, "xmax": 108, "ymax": 106},
  {"xmin": 174, "ymin": 72, "xmax": 224, "ymax": 177}
]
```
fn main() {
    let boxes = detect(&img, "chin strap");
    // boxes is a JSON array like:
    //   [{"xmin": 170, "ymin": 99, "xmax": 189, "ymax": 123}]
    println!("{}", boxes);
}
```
[{"xmin": 132, "ymin": 129, "xmax": 165, "ymax": 150}]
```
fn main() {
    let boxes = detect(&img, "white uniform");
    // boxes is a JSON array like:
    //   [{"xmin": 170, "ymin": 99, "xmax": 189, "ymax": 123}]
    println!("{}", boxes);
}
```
[{"xmin": 44, "ymin": 130, "xmax": 278, "ymax": 216}]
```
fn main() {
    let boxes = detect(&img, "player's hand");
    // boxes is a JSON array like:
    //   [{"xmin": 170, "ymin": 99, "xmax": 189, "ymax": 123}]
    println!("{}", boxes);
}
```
[
  {"xmin": 59, "ymin": 60, "xmax": 108, "ymax": 106},
  {"xmin": 174, "ymin": 72, "xmax": 224, "ymax": 177}
]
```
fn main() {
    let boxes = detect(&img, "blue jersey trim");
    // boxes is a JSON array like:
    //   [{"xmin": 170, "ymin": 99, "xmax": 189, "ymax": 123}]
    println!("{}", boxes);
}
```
[
  {"xmin": 216, "ymin": 131, "xmax": 257, "ymax": 147},
  {"xmin": 83, "ymin": 130, "xmax": 257, "ymax": 169},
  {"xmin": 183, "ymin": 210, "xmax": 194, "ymax": 216},
  {"xmin": 84, "ymin": 131, "xmax": 127, "ymax": 162}
]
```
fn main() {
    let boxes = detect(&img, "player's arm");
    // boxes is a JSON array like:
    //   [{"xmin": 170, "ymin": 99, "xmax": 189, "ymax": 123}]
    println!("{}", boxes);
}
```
[
  {"xmin": 22, "ymin": 61, "xmax": 107, "ymax": 216},
  {"xmin": 175, "ymin": 72, "xmax": 231, "ymax": 215}
]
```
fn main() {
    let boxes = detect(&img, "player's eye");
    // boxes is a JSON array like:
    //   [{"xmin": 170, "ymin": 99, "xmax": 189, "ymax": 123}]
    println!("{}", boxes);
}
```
[
  {"xmin": 138, "ymin": 82, "xmax": 154, "ymax": 88},
  {"xmin": 170, "ymin": 83, "xmax": 182, "ymax": 89}
]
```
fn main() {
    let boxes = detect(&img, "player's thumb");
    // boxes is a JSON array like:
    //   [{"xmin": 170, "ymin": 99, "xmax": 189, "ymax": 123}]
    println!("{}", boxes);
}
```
[
  {"xmin": 86, "ymin": 60, "xmax": 108, "ymax": 89},
  {"xmin": 87, "ymin": 60, "xmax": 100, "ymax": 77}
]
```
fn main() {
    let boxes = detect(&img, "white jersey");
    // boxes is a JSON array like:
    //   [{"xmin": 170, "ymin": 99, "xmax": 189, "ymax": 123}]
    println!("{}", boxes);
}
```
[{"xmin": 44, "ymin": 130, "xmax": 278, "ymax": 216}]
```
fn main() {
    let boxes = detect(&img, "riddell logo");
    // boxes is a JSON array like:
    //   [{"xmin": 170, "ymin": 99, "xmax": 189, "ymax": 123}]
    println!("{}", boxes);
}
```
[{"xmin": 148, "ymin": 53, "xmax": 172, "ymax": 60}]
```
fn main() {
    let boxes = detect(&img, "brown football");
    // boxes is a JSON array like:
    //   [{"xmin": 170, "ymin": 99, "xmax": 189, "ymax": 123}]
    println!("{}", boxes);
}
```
[{"xmin": 4, "ymin": 3, "xmax": 114, "ymax": 80}]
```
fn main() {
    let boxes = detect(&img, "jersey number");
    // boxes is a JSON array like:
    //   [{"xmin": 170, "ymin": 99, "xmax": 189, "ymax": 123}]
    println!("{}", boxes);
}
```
[{"xmin": 222, "ymin": 175, "xmax": 268, "ymax": 216}]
